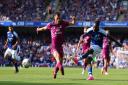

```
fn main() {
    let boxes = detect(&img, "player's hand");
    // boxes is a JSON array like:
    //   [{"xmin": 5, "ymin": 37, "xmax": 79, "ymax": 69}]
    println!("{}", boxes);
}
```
[
  {"xmin": 36, "ymin": 27, "xmax": 41, "ymax": 34},
  {"xmin": 36, "ymin": 27, "xmax": 39, "ymax": 32},
  {"xmin": 70, "ymin": 16, "xmax": 76, "ymax": 20}
]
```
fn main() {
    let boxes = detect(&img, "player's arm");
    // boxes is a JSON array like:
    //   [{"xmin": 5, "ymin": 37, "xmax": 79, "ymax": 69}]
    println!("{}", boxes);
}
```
[
  {"xmin": 68, "ymin": 16, "xmax": 76, "ymax": 25},
  {"xmin": 4, "ymin": 39, "xmax": 8, "ymax": 49},
  {"xmin": 107, "ymin": 35, "xmax": 122, "ymax": 47},
  {"xmin": 36, "ymin": 26, "xmax": 47, "ymax": 32},
  {"xmin": 100, "ymin": 29, "xmax": 123, "ymax": 47}
]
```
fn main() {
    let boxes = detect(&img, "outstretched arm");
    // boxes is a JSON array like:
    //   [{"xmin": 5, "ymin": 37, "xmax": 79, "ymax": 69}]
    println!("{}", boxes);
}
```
[
  {"xmin": 107, "ymin": 35, "xmax": 122, "ymax": 47},
  {"xmin": 4, "ymin": 39, "xmax": 8, "ymax": 49},
  {"xmin": 100, "ymin": 29, "xmax": 123, "ymax": 47},
  {"xmin": 36, "ymin": 26, "xmax": 47, "ymax": 32}
]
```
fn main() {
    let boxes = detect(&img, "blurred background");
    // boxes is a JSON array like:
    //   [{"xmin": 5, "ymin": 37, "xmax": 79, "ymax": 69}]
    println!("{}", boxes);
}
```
[{"xmin": 0, "ymin": 0, "xmax": 128, "ymax": 68}]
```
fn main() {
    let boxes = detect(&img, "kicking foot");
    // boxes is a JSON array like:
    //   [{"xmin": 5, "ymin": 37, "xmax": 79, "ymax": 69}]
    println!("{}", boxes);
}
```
[
  {"xmin": 87, "ymin": 75, "xmax": 94, "ymax": 80},
  {"xmin": 53, "ymin": 71, "xmax": 57, "ymax": 79}
]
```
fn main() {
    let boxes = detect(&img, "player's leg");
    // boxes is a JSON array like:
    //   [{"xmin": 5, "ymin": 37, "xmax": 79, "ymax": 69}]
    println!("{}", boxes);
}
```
[
  {"xmin": 101, "ymin": 51, "xmax": 105, "ymax": 75},
  {"xmin": 101, "ymin": 58, "xmax": 104, "ymax": 74},
  {"xmin": 82, "ymin": 59, "xmax": 88, "ymax": 75},
  {"xmin": 52, "ymin": 50, "xmax": 60, "ymax": 79},
  {"xmin": 59, "ymin": 55, "xmax": 64, "ymax": 75},
  {"xmin": 4, "ymin": 48, "xmax": 11, "ymax": 60},
  {"xmin": 101, "ymin": 58, "xmax": 105, "ymax": 75},
  {"xmin": 87, "ymin": 45, "xmax": 101, "ymax": 80},
  {"xmin": 11, "ymin": 50, "xmax": 19, "ymax": 73},
  {"xmin": 104, "ymin": 56, "xmax": 110, "ymax": 75},
  {"xmin": 52, "ymin": 49, "xmax": 64, "ymax": 78},
  {"xmin": 55, "ymin": 48, "xmax": 64, "ymax": 76},
  {"xmin": 104, "ymin": 59, "xmax": 108, "ymax": 75},
  {"xmin": 87, "ymin": 57, "xmax": 94, "ymax": 80},
  {"xmin": 102, "ymin": 51, "xmax": 110, "ymax": 75},
  {"xmin": 81, "ymin": 49, "xmax": 94, "ymax": 59}
]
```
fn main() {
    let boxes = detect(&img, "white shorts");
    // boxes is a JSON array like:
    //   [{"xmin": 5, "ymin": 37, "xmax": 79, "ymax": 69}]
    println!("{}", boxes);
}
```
[
  {"xmin": 4, "ymin": 48, "xmax": 20, "ymax": 61},
  {"xmin": 90, "ymin": 45, "xmax": 101, "ymax": 57}
]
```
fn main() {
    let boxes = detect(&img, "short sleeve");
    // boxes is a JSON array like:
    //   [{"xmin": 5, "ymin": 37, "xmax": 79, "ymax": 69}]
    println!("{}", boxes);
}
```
[
  {"xmin": 45, "ymin": 23, "xmax": 51, "ymax": 30},
  {"xmin": 87, "ymin": 27, "xmax": 93, "ymax": 33}
]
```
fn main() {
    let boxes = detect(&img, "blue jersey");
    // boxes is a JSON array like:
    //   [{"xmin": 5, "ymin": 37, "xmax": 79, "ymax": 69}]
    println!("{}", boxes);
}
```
[
  {"xmin": 87, "ymin": 27, "xmax": 107, "ymax": 48},
  {"xmin": 7, "ymin": 31, "xmax": 18, "ymax": 49}
]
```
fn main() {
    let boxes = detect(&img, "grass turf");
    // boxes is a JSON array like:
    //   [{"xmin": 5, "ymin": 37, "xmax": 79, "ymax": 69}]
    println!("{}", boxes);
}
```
[{"xmin": 0, "ymin": 67, "xmax": 128, "ymax": 85}]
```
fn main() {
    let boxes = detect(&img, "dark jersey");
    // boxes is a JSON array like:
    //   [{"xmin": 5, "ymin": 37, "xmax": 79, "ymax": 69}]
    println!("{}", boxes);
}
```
[{"xmin": 86, "ymin": 27, "xmax": 106, "ymax": 48}]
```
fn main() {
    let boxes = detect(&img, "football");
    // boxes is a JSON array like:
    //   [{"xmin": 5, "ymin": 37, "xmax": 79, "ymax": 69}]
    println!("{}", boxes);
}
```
[{"xmin": 22, "ymin": 58, "xmax": 30, "ymax": 68}]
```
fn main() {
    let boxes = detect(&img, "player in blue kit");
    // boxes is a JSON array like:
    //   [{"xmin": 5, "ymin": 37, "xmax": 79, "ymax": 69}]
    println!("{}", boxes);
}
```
[
  {"xmin": 79, "ymin": 20, "xmax": 123, "ymax": 80},
  {"xmin": 4, "ymin": 26, "xmax": 20, "ymax": 73}
]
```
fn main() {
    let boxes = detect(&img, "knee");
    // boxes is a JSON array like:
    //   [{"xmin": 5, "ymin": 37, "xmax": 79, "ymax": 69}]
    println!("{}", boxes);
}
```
[
  {"xmin": 87, "ymin": 57, "xmax": 93, "ymax": 64},
  {"xmin": 89, "ymin": 49, "xmax": 94, "ymax": 54}
]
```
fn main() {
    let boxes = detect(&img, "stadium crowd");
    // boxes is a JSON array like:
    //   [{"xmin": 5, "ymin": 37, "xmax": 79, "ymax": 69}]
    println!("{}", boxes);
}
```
[
  {"xmin": 0, "ymin": 0, "xmax": 128, "ymax": 68},
  {"xmin": 0, "ymin": 0, "xmax": 127, "ymax": 21},
  {"xmin": 0, "ymin": 0, "xmax": 50, "ymax": 21},
  {"xmin": 60, "ymin": 0, "xmax": 128, "ymax": 21}
]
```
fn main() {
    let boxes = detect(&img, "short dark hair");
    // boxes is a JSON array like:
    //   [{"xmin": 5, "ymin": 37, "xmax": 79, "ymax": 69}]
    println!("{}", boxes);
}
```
[
  {"xmin": 94, "ymin": 19, "xmax": 100, "ymax": 27},
  {"xmin": 8, "ymin": 26, "xmax": 13, "ymax": 30}
]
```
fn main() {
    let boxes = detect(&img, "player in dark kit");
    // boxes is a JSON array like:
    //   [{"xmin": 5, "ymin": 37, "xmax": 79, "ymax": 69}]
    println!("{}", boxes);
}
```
[
  {"xmin": 79, "ymin": 20, "xmax": 124, "ymax": 80},
  {"xmin": 36, "ymin": 12, "xmax": 76, "ymax": 79},
  {"xmin": 4, "ymin": 26, "xmax": 20, "ymax": 73}
]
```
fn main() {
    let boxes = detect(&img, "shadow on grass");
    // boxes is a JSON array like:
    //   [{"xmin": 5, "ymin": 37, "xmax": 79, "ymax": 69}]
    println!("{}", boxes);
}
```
[
  {"xmin": 0, "ymin": 81, "xmax": 83, "ymax": 85},
  {"xmin": 64, "ymin": 78, "xmax": 128, "ymax": 82},
  {"xmin": 95, "ymin": 79, "xmax": 128, "ymax": 81}
]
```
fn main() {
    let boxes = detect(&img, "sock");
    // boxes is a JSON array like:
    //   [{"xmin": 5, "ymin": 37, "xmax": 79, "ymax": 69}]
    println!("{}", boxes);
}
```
[
  {"xmin": 88, "ymin": 65, "xmax": 92, "ymax": 75},
  {"xmin": 58, "ymin": 62, "xmax": 64, "ymax": 75},
  {"xmin": 54, "ymin": 63, "xmax": 59, "ymax": 74},
  {"xmin": 14, "ymin": 62, "xmax": 19, "ymax": 72},
  {"xmin": 61, "ymin": 66, "xmax": 64, "ymax": 75}
]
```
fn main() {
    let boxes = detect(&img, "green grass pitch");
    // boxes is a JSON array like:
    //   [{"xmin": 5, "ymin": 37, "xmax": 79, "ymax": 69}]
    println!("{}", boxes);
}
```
[{"xmin": 0, "ymin": 67, "xmax": 128, "ymax": 85}]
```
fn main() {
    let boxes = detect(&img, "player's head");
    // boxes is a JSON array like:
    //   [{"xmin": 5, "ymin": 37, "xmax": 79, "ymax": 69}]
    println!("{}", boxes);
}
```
[
  {"xmin": 83, "ymin": 27, "xmax": 89, "ymax": 33},
  {"xmin": 54, "ymin": 12, "xmax": 62, "ymax": 24},
  {"xmin": 93, "ymin": 19, "xmax": 100, "ymax": 31},
  {"xmin": 8, "ymin": 26, "xmax": 13, "ymax": 32}
]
